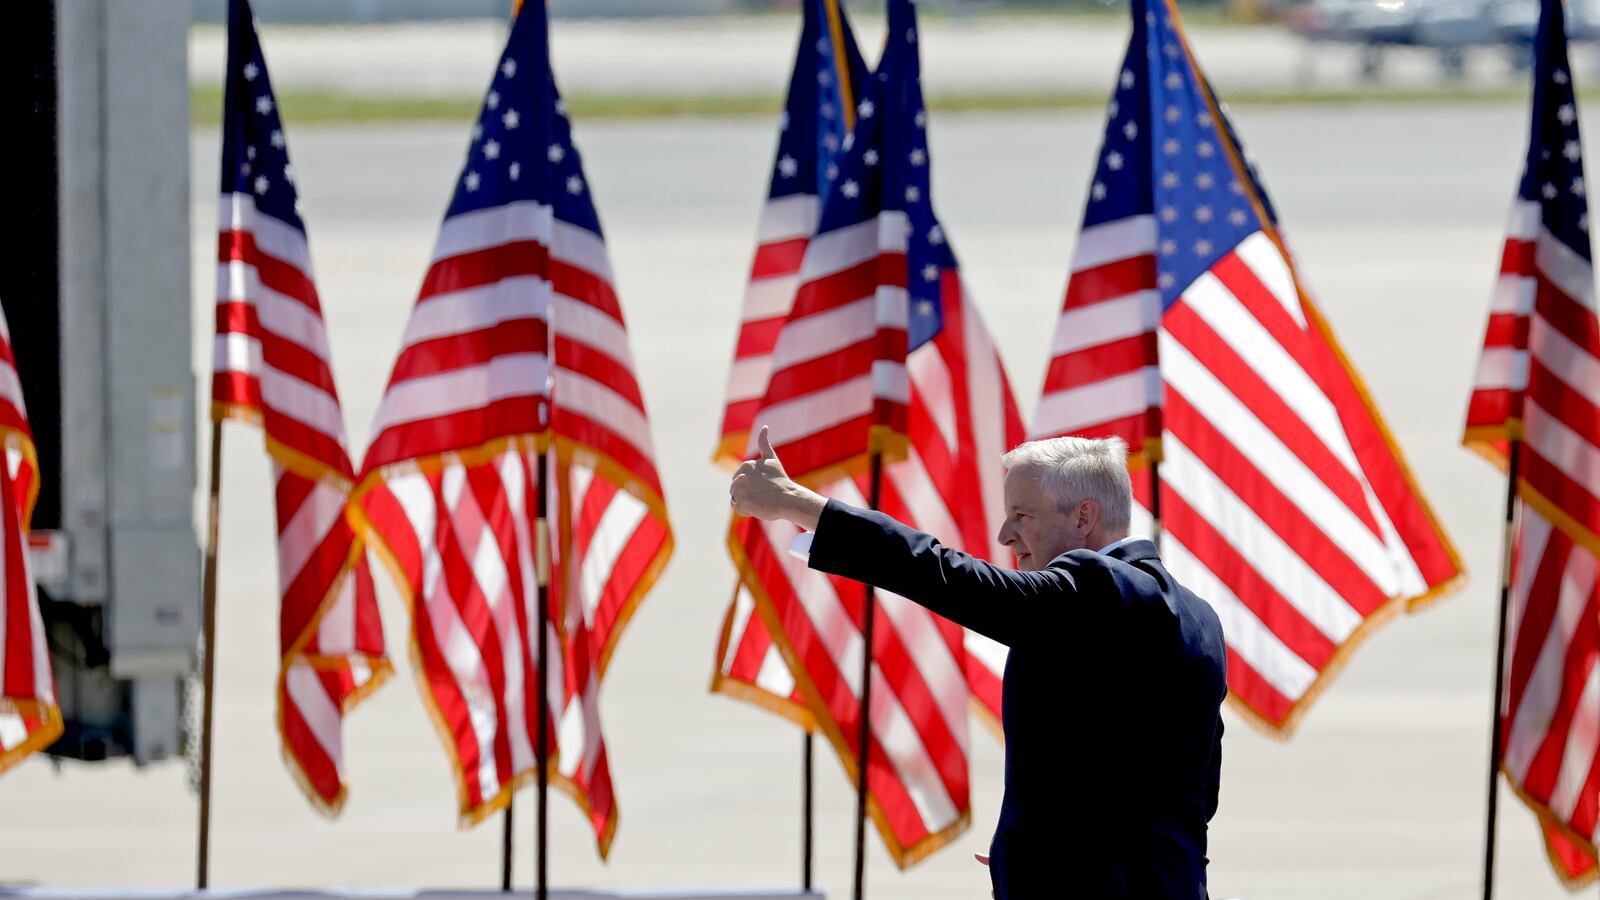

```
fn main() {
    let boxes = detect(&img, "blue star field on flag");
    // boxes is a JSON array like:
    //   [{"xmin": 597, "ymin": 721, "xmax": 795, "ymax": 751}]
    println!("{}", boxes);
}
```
[
  {"xmin": 1086, "ymin": 0, "xmax": 1284, "ymax": 310},
  {"xmin": 814, "ymin": 0, "xmax": 954, "ymax": 352},
  {"xmin": 768, "ymin": 0, "xmax": 871, "ymax": 203},
  {"xmin": 1520, "ymin": 0, "xmax": 1591, "ymax": 260},
  {"xmin": 221, "ymin": 0, "xmax": 304, "ymax": 231},
  {"xmin": 444, "ymin": 4, "xmax": 603, "ymax": 237}
]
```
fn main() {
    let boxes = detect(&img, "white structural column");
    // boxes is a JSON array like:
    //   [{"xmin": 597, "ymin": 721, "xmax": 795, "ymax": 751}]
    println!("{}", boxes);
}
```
[{"xmin": 55, "ymin": 0, "xmax": 199, "ymax": 764}]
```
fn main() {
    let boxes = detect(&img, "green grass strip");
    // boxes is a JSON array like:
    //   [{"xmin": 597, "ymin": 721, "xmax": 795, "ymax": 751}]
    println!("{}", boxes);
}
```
[{"xmin": 191, "ymin": 82, "xmax": 1540, "ymax": 126}]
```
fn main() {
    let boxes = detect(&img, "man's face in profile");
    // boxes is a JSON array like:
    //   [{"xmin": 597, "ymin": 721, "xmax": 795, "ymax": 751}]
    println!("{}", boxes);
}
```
[{"xmin": 996, "ymin": 466, "xmax": 1088, "ymax": 571}]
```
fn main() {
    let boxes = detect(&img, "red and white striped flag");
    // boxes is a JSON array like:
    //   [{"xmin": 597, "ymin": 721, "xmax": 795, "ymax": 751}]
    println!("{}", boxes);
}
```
[
  {"xmin": 712, "ymin": 0, "xmax": 869, "ymax": 470},
  {"xmin": 711, "ymin": 0, "xmax": 858, "ymax": 736},
  {"xmin": 210, "ymin": 0, "xmax": 391, "ymax": 813},
  {"xmin": 713, "ymin": 0, "xmax": 1017, "ymax": 717},
  {"xmin": 351, "ymin": 4, "xmax": 670, "ymax": 854},
  {"xmin": 1034, "ymin": 0, "xmax": 1463, "ymax": 737},
  {"xmin": 0, "ymin": 303, "xmax": 60, "ymax": 775},
  {"xmin": 1495, "ymin": 517, "xmax": 1600, "ymax": 887},
  {"xmin": 723, "ymin": 0, "xmax": 1025, "ymax": 865},
  {"xmin": 712, "ymin": 0, "xmax": 1015, "ymax": 745},
  {"xmin": 723, "ymin": 282, "xmax": 1026, "ymax": 805},
  {"xmin": 1464, "ymin": 0, "xmax": 1599, "ymax": 884}
]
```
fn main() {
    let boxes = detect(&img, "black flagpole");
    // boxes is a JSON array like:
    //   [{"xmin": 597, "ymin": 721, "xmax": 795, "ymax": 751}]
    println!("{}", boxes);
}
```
[
  {"xmin": 803, "ymin": 730, "xmax": 814, "ymax": 891},
  {"xmin": 195, "ymin": 419, "xmax": 224, "ymax": 889},
  {"xmin": 535, "ymin": 446, "xmax": 551, "ymax": 900},
  {"xmin": 809, "ymin": 2, "xmax": 844, "ymax": 890},
  {"xmin": 850, "ymin": 451, "xmax": 885, "ymax": 900},
  {"xmin": 1481, "ymin": 438, "xmax": 1522, "ymax": 900},
  {"xmin": 1149, "ymin": 460, "xmax": 1163, "ymax": 540},
  {"xmin": 501, "ymin": 797, "xmax": 514, "ymax": 890}
]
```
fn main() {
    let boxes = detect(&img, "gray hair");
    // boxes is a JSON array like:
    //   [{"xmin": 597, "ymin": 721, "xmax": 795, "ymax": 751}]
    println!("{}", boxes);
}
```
[{"xmin": 1001, "ymin": 436, "xmax": 1133, "ymax": 535}]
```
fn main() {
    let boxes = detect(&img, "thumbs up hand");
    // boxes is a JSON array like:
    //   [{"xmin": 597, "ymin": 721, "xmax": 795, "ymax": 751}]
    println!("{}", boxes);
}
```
[
  {"xmin": 730, "ymin": 426, "xmax": 826, "ymax": 531},
  {"xmin": 756, "ymin": 424, "xmax": 782, "ymax": 465}
]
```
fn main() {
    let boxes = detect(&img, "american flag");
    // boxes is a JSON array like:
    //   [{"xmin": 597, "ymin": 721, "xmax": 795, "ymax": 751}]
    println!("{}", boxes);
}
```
[
  {"xmin": 1033, "ymin": 0, "xmax": 1463, "ymax": 736},
  {"xmin": 350, "ymin": 2, "xmax": 671, "ymax": 854},
  {"xmin": 712, "ymin": 0, "xmax": 1015, "ymax": 739},
  {"xmin": 713, "ymin": 0, "xmax": 870, "ymax": 735},
  {"xmin": 1464, "ymin": 0, "xmax": 1600, "ymax": 884},
  {"xmin": 724, "ymin": 0, "xmax": 1027, "ymax": 865},
  {"xmin": 725, "ymin": 287, "xmax": 1025, "ymax": 865},
  {"xmin": 712, "ymin": 0, "xmax": 869, "ymax": 469},
  {"xmin": 210, "ymin": 0, "xmax": 391, "ymax": 813},
  {"xmin": 0, "ymin": 304, "xmax": 59, "ymax": 775},
  {"xmin": 747, "ymin": 2, "xmax": 958, "ymax": 479}
]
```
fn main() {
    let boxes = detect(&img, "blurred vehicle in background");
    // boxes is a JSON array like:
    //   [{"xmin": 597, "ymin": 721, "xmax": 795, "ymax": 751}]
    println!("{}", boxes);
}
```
[
  {"xmin": 1492, "ymin": 0, "xmax": 1600, "ymax": 63},
  {"xmin": 1287, "ymin": 0, "xmax": 1599, "ymax": 78},
  {"xmin": 193, "ymin": 0, "xmax": 1259, "ymax": 21}
]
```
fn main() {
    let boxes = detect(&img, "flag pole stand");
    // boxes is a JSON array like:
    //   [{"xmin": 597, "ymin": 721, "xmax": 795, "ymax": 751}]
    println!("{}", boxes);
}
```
[
  {"xmin": 535, "ymin": 446, "xmax": 551, "ymax": 900},
  {"xmin": 1481, "ymin": 438, "xmax": 1522, "ymax": 900},
  {"xmin": 501, "ymin": 798, "xmax": 514, "ymax": 890},
  {"xmin": 195, "ymin": 418, "xmax": 224, "ymax": 889},
  {"xmin": 802, "ymin": 730, "xmax": 814, "ymax": 891},
  {"xmin": 850, "ymin": 451, "xmax": 885, "ymax": 900}
]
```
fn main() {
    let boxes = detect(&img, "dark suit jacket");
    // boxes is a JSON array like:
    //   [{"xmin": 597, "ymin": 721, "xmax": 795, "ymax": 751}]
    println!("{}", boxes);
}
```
[{"xmin": 807, "ymin": 500, "xmax": 1228, "ymax": 900}]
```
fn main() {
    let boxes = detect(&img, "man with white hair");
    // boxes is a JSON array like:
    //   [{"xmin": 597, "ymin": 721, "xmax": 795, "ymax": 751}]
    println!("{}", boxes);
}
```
[{"xmin": 731, "ymin": 428, "xmax": 1227, "ymax": 899}]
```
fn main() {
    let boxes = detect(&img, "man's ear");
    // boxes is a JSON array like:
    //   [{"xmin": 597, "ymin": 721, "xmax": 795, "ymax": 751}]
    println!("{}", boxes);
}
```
[{"xmin": 1077, "ymin": 499, "xmax": 1099, "ymax": 533}]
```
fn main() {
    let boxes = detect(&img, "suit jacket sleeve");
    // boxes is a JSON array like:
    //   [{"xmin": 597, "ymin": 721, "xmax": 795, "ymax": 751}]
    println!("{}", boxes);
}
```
[{"xmin": 806, "ymin": 499, "xmax": 1112, "ymax": 647}]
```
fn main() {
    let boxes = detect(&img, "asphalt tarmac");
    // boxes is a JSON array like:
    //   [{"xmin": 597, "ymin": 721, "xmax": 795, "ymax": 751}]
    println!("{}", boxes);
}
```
[{"xmin": 3, "ymin": 101, "xmax": 1584, "ymax": 899}]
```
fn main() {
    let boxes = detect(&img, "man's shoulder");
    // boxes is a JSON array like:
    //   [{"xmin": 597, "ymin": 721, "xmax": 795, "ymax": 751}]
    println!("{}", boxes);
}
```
[
  {"xmin": 1044, "ymin": 541, "xmax": 1160, "ymax": 575},
  {"xmin": 1043, "ymin": 545, "xmax": 1167, "ymax": 601},
  {"xmin": 1106, "ymin": 538, "xmax": 1161, "ymax": 564},
  {"xmin": 1044, "ymin": 539, "xmax": 1160, "ymax": 567}
]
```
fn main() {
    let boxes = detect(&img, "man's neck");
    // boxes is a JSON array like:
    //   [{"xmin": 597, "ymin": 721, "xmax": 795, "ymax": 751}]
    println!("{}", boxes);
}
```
[{"xmin": 1094, "ymin": 533, "xmax": 1135, "ymax": 555}]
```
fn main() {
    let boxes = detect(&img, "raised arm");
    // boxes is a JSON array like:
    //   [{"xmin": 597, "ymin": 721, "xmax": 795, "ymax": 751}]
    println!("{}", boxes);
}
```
[
  {"xmin": 804, "ymin": 499, "xmax": 1080, "ymax": 646},
  {"xmin": 728, "ymin": 427, "xmax": 1095, "ymax": 647}
]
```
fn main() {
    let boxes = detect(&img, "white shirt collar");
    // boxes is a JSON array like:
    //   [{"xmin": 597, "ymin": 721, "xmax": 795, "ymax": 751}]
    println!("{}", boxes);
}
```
[{"xmin": 1097, "ymin": 535, "xmax": 1143, "ymax": 556}]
